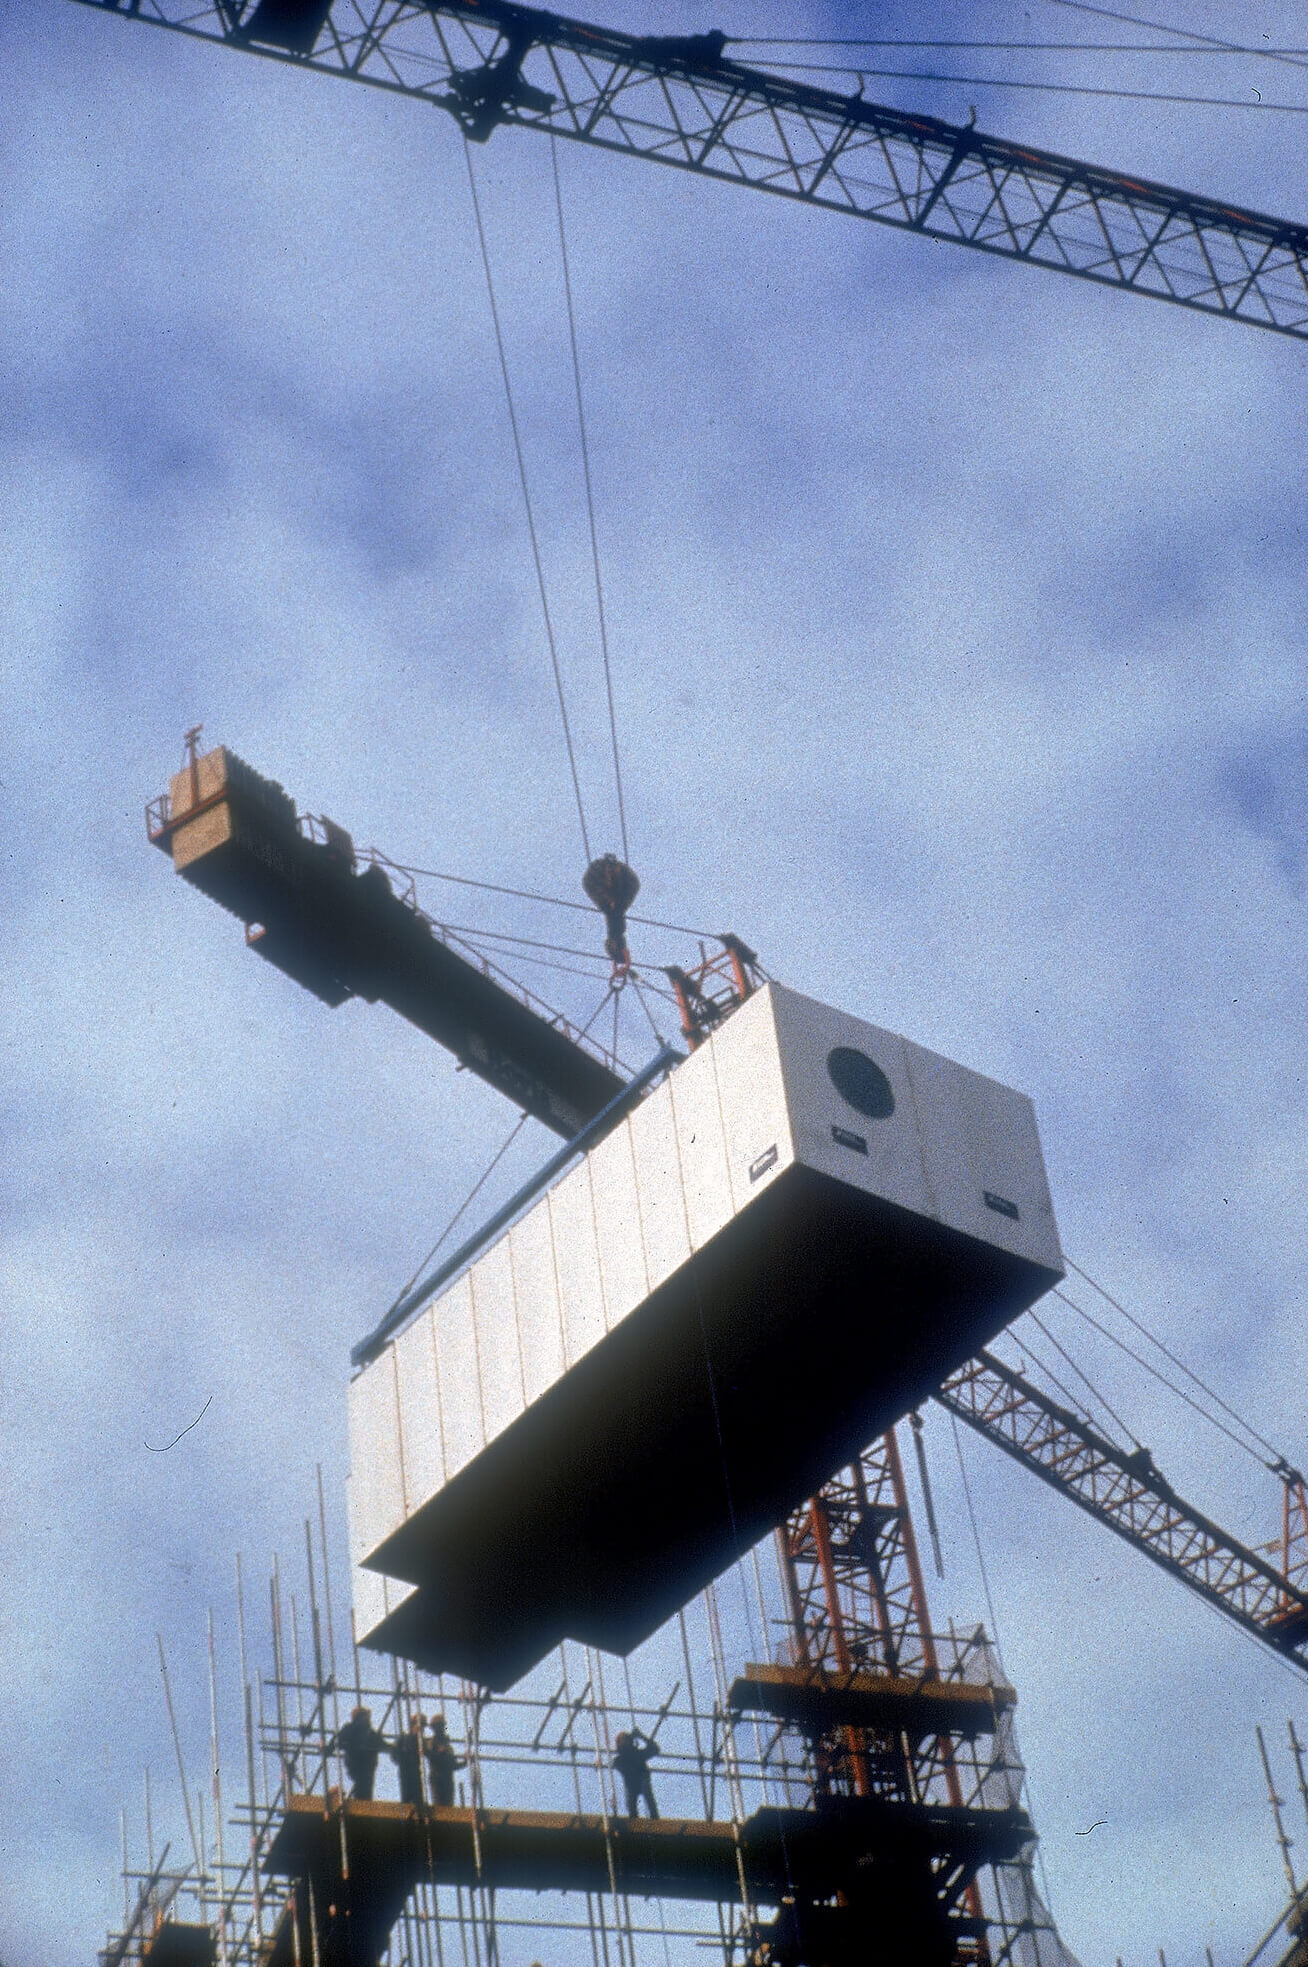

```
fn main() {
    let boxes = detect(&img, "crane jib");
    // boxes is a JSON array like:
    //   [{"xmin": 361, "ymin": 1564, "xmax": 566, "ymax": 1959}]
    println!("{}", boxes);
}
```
[
  {"xmin": 74, "ymin": 0, "xmax": 1308, "ymax": 336},
  {"xmin": 937, "ymin": 1350, "xmax": 1308, "ymax": 1672}
]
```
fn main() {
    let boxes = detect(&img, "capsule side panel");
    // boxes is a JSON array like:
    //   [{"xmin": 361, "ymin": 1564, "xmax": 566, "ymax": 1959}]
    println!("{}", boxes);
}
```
[
  {"xmin": 510, "ymin": 1202, "xmax": 567, "ymax": 1405},
  {"xmin": 588, "ymin": 1117, "xmax": 651, "ymax": 1332},
  {"xmin": 432, "ymin": 1272, "xmax": 485, "ymax": 1484}
]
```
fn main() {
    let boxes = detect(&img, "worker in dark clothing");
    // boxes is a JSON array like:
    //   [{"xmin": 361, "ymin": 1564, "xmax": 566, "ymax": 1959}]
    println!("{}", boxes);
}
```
[
  {"xmin": 390, "ymin": 1713, "xmax": 426, "ymax": 1807},
  {"xmin": 612, "ymin": 1730, "xmax": 660, "ymax": 1818},
  {"xmin": 335, "ymin": 1706, "xmax": 387, "ymax": 1801},
  {"xmin": 424, "ymin": 1714, "xmax": 467, "ymax": 1807}
]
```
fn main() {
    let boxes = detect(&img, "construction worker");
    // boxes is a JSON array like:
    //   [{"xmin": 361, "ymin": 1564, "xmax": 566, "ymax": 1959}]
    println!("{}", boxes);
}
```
[
  {"xmin": 390, "ymin": 1712, "xmax": 426, "ymax": 1807},
  {"xmin": 424, "ymin": 1714, "xmax": 467, "ymax": 1807},
  {"xmin": 335, "ymin": 1706, "xmax": 387, "ymax": 1801},
  {"xmin": 612, "ymin": 1729, "xmax": 660, "ymax": 1819}
]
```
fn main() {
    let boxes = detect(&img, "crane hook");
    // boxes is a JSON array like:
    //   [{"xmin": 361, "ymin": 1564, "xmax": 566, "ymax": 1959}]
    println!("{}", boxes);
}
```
[{"xmin": 582, "ymin": 854, "xmax": 640, "ymax": 981}]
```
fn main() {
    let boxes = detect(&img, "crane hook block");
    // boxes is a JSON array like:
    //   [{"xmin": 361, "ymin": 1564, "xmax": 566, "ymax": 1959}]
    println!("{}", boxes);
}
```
[{"xmin": 582, "ymin": 854, "xmax": 640, "ymax": 971}]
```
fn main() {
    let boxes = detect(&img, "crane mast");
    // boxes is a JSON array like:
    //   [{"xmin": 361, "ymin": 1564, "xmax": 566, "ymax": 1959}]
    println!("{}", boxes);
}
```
[{"xmin": 70, "ymin": 0, "xmax": 1308, "ymax": 338}]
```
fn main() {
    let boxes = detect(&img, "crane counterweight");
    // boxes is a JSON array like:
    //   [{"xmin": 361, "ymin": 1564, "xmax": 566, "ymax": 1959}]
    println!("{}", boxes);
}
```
[{"xmin": 147, "ymin": 741, "xmax": 625, "ymax": 1138}]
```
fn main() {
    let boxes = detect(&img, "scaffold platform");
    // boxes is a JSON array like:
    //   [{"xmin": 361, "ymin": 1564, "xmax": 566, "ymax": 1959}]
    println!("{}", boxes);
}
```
[
  {"xmin": 260, "ymin": 1792, "xmax": 1032, "ymax": 1966},
  {"xmin": 727, "ymin": 1661, "xmax": 1015, "ymax": 1739}
]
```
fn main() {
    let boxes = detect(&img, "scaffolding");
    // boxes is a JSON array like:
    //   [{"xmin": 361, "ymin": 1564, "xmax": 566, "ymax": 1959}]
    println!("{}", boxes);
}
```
[{"xmin": 101, "ymin": 1435, "xmax": 1077, "ymax": 1967}]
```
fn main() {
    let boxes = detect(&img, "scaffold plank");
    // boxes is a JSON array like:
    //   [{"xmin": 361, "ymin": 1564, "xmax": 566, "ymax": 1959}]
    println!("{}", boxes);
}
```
[
  {"xmin": 264, "ymin": 1792, "xmax": 1033, "ymax": 1905},
  {"xmin": 727, "ymin": 1661, "xmax": 1015, "ymax": 1740}
]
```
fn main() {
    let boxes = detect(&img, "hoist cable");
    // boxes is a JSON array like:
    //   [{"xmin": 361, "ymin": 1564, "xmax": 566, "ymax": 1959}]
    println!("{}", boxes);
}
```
[
  {"xmin": 947, "ymin": 1408, "xmax": 1062, "ymax": 1916},
  {"xmin": 1066, "ymin": 1257, "xmax": 1289, "ymax": 1466},
  {"xmin": 551, "ymin": 136, "xmax": 629, "ymax": 865},
  {"xmin": 949, "ymin": 1413, "xmax": 1003, "ymax": 1655},
  {"xmin": 463, "ymin": 138, "xmax": 592, "ymax": 865}
]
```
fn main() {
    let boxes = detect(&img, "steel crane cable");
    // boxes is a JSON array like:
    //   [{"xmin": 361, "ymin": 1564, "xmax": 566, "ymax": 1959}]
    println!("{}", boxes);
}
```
[
  {"xmin": 732, "ymin": 3, "xmax": 1308, "ymax": 105},
  {"xmin": 429, "ymin": 920, "xmax": 698, "ymax": 996},
  {"xmin": 1053, "ymin": 1282, "xmax": 1289, "ymax": 1474},
  {"xmin": 945, "ymin": 1410, "xmax": 1071, "ymax": 1918},
  {"xmin": 987, "ymin": 1329, "xmax": 1090, "ymax": 1422},
  {"xmin": 435, "ymin": 923, "xmax": 627, "ymax": 961},
  {"xmin": 463, "ymin": 137, "xmax": 593, "ymax": 866},
  {"xmin": 1046, "ymin": 0, "xmax": 1308, "ymax": 76},
  {"xmin": 1022, "ymin": 1309, "xmax": 1144, "ymax": 1452},
  {"xmin": 948, "ymin": 1412, "xmax": 1004, "ymax": 1648},
  {"xmin": 464, "ymin": 131, "xmax": 633, "ymax": 877},
  {"xmin": 383, "ymin": 1111, "xmax": 531, "ymax": 1316},
  {"xmin": 458, "ymin": 946, "xmax": 615, "ymax": 985},
  {"xmin": 1064, "ymin": 1256, "xmax": 1292, "ymax": 1468},
  {"xmin": 629, "ymin": 974, "xmax": 671, "ymax": 1046},
  {"xmin": 991, "ymin": 1318, "xmax": 1135, "ymax": 1451},
  {"xmin": 728, "ymin": 60, "xmax": 1308, "ymax": 114},
  {"xmin": 381, "ymin": 859, "xmax": 723, "ymax": 939},
  {"xmin": 731, "ymin": 39, "xmax": 1308, "ymax": 57},
  {"xmin": 551, "ymin": 136, "xmax": 629, "ymax": 867},
  {"xmin": 422, "ymin": 918, "xmax": 684, "ymax": 998},
  {"xmin": 382, "ymin": 978, "xmax": 617, "ymax": 1313}
]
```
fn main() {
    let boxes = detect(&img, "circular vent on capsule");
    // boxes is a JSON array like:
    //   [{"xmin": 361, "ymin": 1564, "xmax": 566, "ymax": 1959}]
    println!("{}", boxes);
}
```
[{"xmin": 826, "ymin": 1046, "xmax": 895, "ymax": 1120}]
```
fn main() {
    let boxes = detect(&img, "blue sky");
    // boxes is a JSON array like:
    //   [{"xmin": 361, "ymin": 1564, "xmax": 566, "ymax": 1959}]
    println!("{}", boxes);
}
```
[{"xmin": 4, "ymin": 2, "xmax": 1308, "ymax": 1962}]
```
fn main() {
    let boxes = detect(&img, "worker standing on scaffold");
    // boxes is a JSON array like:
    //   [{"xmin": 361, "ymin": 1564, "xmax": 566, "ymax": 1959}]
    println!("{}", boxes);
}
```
[
  {"xmin": 612, "ymin": 1729, "xmax": 660, "ymax": 1818},
  {"xmin": 423, "ymin": 1714, "xmax": 467, "ymax": 1807},
  {"xmin": 390, "ymin": 1712, "xmax": 426, "ymax": 1807},
  {"xmin": 334, "ymin": 1706, "xmax": 388, "ymax": 1801}
]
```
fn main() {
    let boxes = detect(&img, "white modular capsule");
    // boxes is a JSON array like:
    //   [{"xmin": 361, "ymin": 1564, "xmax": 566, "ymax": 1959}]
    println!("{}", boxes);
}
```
[{"xmin": 348, "ymin": 982, "xmax": 1063, "ymax": 1689}]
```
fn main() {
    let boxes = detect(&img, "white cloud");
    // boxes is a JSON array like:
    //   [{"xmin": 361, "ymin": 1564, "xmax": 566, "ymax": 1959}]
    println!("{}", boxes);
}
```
[{"xmin": 4, "ymin": 2, "xmax": 1308, "ymax": 1961}]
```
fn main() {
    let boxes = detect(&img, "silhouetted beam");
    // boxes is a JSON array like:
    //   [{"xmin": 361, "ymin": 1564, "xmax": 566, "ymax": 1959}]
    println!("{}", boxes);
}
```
[
  {"xmin": 938, "ymin": 1349, "xmax": 1308, "ymax": 1669},
  {"xmin": 148, "ymin": 744, "xmax": 623, "ymax": 1138},
  {"xmin": 67, "ymin": 0, "xmax": 1308, "ymax": 338},
  {"xmin": 139, "ymin": 1925, "xmax": 217, "ymax": 1967}
]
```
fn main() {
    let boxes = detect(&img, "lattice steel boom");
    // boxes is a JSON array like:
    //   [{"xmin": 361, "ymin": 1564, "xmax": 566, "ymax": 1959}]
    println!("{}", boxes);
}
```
[
  {"xmin": 68, "ymin": 0, "xmax": 1308, "ymax": 338},
  {"xmin": 937, "ymin": 1350, "xmax": 1308, "ymax": 1672}
]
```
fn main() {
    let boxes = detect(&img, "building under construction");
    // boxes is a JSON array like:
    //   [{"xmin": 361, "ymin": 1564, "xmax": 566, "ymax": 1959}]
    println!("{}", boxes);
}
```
[
  {"xmin": 104, "ymin": 1435, "xmax": 1067, "ymax": 1967},
  {"xmin": 99, "ymin": 741, "xmax": 1308, "ymax": 1967},
  {"xmin": 41, "ymin": 2, "xmax": 1308, "ymax": 1958}
]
